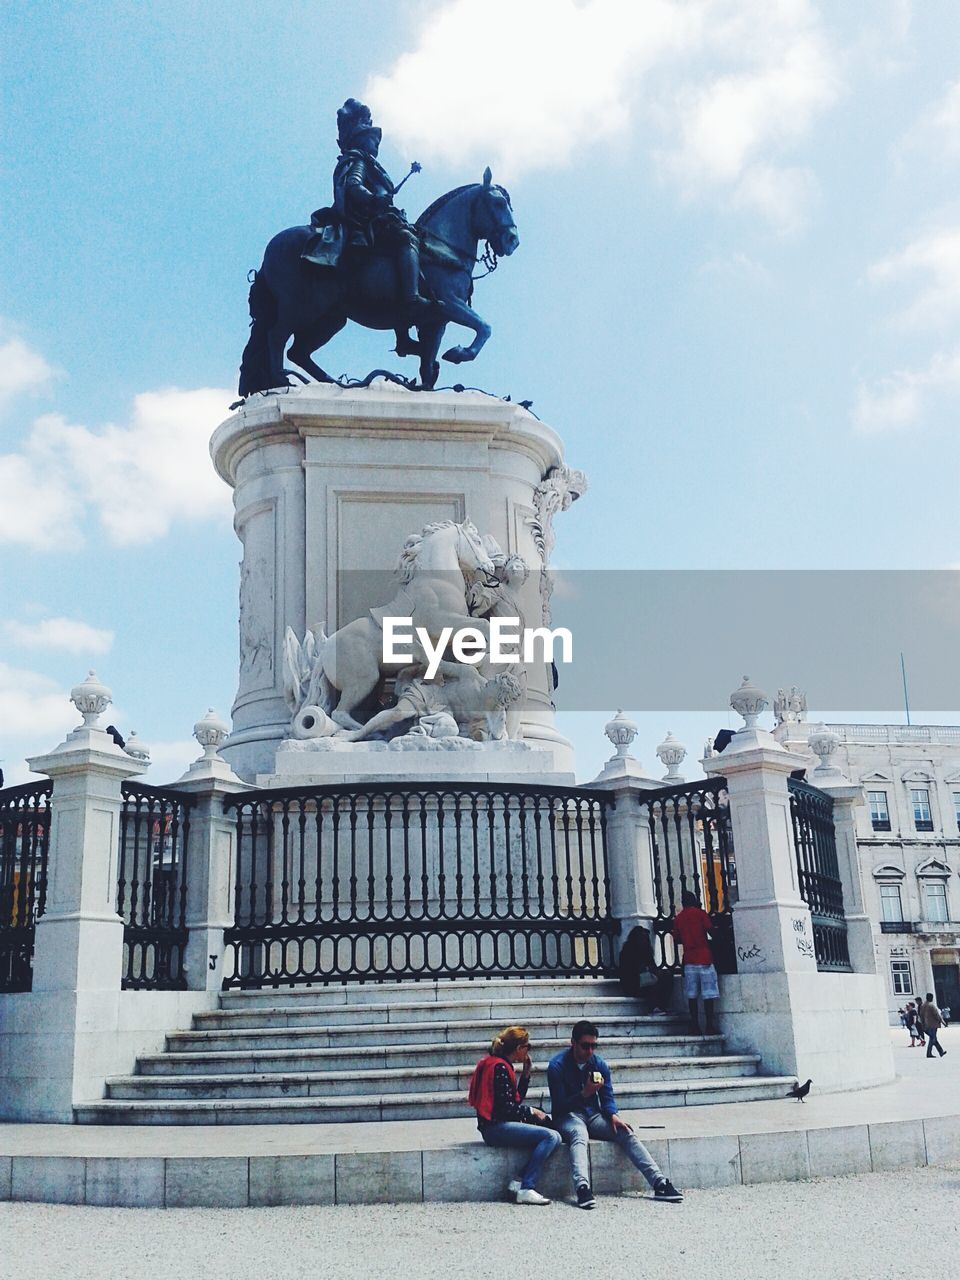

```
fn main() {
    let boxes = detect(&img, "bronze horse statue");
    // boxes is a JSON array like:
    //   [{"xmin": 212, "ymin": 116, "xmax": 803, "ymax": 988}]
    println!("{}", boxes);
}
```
[{"xmin": 238, "ymin": 169, "xmax": 518, "ymax": 395}]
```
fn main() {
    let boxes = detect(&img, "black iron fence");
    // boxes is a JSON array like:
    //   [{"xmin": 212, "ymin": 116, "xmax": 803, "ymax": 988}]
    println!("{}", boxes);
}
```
[
  {"xmin": 117, "ymin": 782, "xmax": 194, "ymax": 989},
  {"xmin": 788, "ymin": 775, "xmax": 851, "ymax": 972},
  {"xmin": 0, "ymin": 780, "xmax": 53, "ymax": 992},
  {"xmin": 634, "ymin": 778, "xmax": 738, "ymax": 976},
  {"xmin": 222, "ymin": 781, "xmax": 617, "ymax": 987}
]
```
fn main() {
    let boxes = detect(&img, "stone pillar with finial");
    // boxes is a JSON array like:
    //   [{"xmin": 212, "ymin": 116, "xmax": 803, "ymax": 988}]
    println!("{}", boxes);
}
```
[
  {"xmin": 703, "ymin": 677, "xmax": 816, "ymax": 976},
  {"xmin": 175, "ymin": 709, "xmax": 252, "ymax": 990},
  {"xmin": 14, "ymin": 672, "xmax": 148, "ymax": 1120},
  {"xmin": 588, "ymin": 711, "xmax": 664, "ymax": 944},
  {"xmin": 701, "ymin": 678, "xmax": 893, "ymax": 1089}
]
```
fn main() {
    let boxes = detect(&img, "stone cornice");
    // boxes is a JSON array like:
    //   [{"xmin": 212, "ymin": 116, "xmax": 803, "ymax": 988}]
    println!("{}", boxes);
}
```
[{"xmin": 211, "ymin": 384, "xmax": 564, "ymax": 488}]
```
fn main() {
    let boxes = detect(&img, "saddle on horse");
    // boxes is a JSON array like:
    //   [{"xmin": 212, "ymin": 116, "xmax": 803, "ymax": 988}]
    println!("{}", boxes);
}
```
[{"xmin": 301, "ymin": 206, "xmax": 345, "ymax": 270}]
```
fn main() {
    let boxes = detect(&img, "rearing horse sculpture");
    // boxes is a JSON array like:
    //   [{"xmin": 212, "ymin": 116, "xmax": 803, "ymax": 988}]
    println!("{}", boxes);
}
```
[
  {"xmin": 239, "ymin": 169, "xmax": 518, "ymax": 395},
  {"xmin": 283, "ymin": 519, "xmax": 496, "ymax": 731}
]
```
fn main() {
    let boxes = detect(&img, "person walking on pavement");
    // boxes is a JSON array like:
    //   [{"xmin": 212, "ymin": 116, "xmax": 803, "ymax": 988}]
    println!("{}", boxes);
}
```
[
  {"xmin": 547, "ymin": 1020, "xmax": 683, "ymax": 1209},
  {"xmin": 671, "ymin": 889, "xmax": 720, "ymax": 1035},
  {"xmin": 915, "ymin": 996, "xmax": 928, "ymax": 1048},
  {"xmin": 911, "ymin": 1003, "xmax": 926, "ymax": 1044},
  {"xmin": 919, "ymin": 993, "xmax": 947, "ymax": 1059}
]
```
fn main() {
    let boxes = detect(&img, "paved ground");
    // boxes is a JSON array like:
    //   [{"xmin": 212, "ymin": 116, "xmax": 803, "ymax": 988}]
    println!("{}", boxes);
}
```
[{"xmin": 2, "ymin": 1162, "xmax": 958, "ymax": 1280}]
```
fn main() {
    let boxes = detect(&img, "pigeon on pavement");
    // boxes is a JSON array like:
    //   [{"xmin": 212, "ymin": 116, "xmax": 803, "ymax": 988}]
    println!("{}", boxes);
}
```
[{"xmin": 786, "ymin": 1079, "xmax": 812, "ymax": 1102}]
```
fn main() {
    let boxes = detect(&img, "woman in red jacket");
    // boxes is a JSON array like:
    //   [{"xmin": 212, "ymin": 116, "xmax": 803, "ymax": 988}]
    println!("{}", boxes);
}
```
[{"xmin": 468, "ymin": 1025, "xmax": 561, "ymax": 1204}]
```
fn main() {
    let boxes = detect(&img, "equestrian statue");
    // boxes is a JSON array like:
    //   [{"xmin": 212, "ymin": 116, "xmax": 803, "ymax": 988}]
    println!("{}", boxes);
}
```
[{"xmin": 239, "ymin": 98, "xmax": 519, "ymax": 396}]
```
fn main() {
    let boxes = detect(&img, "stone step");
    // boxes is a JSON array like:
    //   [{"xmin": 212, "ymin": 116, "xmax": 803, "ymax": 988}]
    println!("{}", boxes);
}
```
[
  {"xmin": 168, "ymin": 1013, "xmax": 688, "ymax": 1053},
  {"xmin": 145, "ymin": 1034, "xmax": 724, "ymax": 1076},
  {"xmin": 218, "ymin": 976, "xmax": 628, "ymax": 1011},
  {"xmin": 75, "ymin": 1074, "xmax": 796, "ymax": 1125},
  {"xmin": 193, "ymin": 995, "xmax": 677, "ymax": 1031},
  {"xmin": 107, "ymin": 1056, "xmax": 761, "ymax": 1101}
]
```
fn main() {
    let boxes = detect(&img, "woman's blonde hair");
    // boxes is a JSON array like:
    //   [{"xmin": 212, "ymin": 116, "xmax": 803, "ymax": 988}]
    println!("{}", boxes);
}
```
[{"xmin": 491, "ymin": 1025, "xmax": 529, "ymax": 1056}]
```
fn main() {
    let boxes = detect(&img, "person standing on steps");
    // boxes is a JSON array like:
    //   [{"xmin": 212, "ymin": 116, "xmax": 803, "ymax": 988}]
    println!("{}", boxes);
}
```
[
  {"xmin": 547, "ymin": 1020, "xmax": 683, "ymax": 1209},
  {"xmin": 919, "ymin": 993, "xmax": 947, "ymax": 1059},
  {"xmin": 468, "ymin": 1025, "xmax": 561, "ymax": 1205},
  {"xmin": 671, "ymin": 889, "xmax": 720, "ymax": 1035}
]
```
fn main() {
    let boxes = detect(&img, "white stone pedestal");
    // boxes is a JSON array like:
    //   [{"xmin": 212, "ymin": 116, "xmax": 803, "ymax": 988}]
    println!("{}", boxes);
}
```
[
  {"xmin": 211, "ymin": 382, "xmax": 584, "ymax": 781},
  {"xmin": 263, "ymin": 738, "xmax": 566, "ymax": 786}
]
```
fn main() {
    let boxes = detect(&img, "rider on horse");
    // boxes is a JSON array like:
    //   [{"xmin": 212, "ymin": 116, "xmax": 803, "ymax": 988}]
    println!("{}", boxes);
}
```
[{"xmin": 307, "ymin": 99, "xmax": 431, "ymax": 323}]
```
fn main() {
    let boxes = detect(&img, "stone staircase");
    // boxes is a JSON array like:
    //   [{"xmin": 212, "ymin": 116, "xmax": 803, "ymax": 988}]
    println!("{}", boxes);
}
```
[{"xmin": 74, "ymin": 978, "xmax": 794, "ymax": 1125}]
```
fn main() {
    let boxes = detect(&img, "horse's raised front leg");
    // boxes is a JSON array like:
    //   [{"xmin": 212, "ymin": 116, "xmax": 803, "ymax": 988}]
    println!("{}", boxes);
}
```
[{"xmin": 439, "ymin": 297, "xmax": 491, "ymax": 364}]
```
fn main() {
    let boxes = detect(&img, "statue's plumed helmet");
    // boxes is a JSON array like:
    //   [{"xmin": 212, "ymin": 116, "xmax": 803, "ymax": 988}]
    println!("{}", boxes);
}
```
[{"xmin": 337, "ymin": 98, "xmax": 381, "ymax": 151}]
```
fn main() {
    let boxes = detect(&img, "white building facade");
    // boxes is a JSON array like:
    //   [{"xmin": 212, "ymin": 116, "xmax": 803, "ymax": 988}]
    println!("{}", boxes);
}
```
[{"xmin": 775, "ymin": 710, "xmax": 960, "ymax": 1020}]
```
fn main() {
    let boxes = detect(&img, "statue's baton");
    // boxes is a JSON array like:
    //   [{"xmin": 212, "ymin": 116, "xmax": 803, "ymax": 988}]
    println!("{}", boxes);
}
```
[{"xmin": 393, "ymin": 161, "xmax": 422, "ymax": 194}]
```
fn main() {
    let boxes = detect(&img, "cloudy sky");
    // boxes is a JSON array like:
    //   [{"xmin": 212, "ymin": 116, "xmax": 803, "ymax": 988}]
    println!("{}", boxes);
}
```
[{"xmin": 3, "ymin": 0, "xmax": 960, "ymax": 784}]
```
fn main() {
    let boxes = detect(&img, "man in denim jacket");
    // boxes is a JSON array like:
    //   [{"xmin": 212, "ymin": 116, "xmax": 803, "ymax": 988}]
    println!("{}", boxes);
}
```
[{"xmin": 547, "ymin": 1020, "xmax": 683, "ymax": 1209}]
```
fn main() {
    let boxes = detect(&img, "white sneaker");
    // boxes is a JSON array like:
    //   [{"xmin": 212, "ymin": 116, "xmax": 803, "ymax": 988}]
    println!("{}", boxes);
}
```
[
  {"xmin": 507, "ymin": 1179, "xmax": 521, "ymax": 1200},
  {"xmin": 515, "ymin": 1188, "xmax": 551, "ymax": 1205}
]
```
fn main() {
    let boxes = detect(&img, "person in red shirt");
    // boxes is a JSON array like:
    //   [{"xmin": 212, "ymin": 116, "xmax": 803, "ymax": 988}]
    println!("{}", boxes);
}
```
[
  {"xmin": 468, "ymin": 1025, "xmax": 561, "ymax": 1204},
  {"xmin": 671, "ymin": 890, "xmax": 720, "ymax": 1035}
]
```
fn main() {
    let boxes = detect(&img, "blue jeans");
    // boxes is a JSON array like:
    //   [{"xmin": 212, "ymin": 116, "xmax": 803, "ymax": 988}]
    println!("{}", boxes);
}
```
[
  {"xmin": 926, "ymin": 1027, "xmax": 945, "ymax": 1057},
  {"xmin": 481, "ymin": 1121, "xmax": 562, "ymax": 1190},
  {"xmin": 558, "ymin": 1111, "xmax": 663, "ymax": 1192}
]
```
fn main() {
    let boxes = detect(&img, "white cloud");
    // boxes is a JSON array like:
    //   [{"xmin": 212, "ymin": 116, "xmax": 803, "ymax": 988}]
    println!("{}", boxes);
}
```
[
  {"xmin": 2, "ymin": 616, "xmax": 114, "ymax": 655},
  {"xmin": 660, "ymin": 2, "xmax": 838, "ymax": 225},
  {"xmin": 852, "ymin": 348, "xmax": 960, "ymax": 434},
  {"xmin": 698, "ymin": 250, "xmax": 771, "ymax": 284},
  {"xmin": 0, "ymin": 385, "xmax": 234, "ymax": 550},
  {"xmin": 925, "ymin": 80, "xmax": 960, "ymax": 148},
  {"xmin": 868, "ymin": 227, "xmax": 960, "ymax": 329},
  {"xmin": 0, "ymin": 335, "xmax": 55, "ymax": 409},
  {"xmin": 729, "ymin": 164, "xmax": 820, "ymax": 233},
  {"xmin": 899, "ymin": 78, "xmax": 960, "ymax": 163},
  {"xmin": 366, "ymin": 0, "xmax": 841, "ymax": 229},
  {"xmin": 856, "ymin": 225, "xmax": 960, "ymax": 432},
  {"xmin": 0, "ymin": 662, "xmax": 77, "ymax": 744},
  {"xmin": 0, "ymin": 452, "xmax": 82, "ymax": 549},
  {"xmin": 368, "ymin": 0, "xmax": 691, "ymax": 173}
]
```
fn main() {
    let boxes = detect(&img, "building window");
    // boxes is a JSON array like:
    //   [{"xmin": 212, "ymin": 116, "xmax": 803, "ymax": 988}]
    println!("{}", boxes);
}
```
[
  {"xmin": 953, "ymin": 791, "xmax": 960, "ymax": 830},
  {"xmin": 878, "ymin": 883, "xmax": 903, "ymax": 922},
  {"xmin": 924, "ymin": 880, "xmax": 949, "ymax": 923},
  {"xmin": 868, "ymin": 791, "xmax": 891, "ymax": 832},
  {"xmin": 891, "ymin": 960, "xmax": 913, "ymax": 995},
  {"xmin": 911, "ymin": 788, "xmax": 934, "ymax": 831}
]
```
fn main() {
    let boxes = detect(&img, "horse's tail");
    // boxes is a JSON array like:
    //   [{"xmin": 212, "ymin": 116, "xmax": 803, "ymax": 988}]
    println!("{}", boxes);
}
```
[
  {"xmin": 238, "ymin": 269, "xmax": 278, "ymax": 396},
  {"xmin": 306, "ymin": 628, "xmax": 338, "ymax": 715}
]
